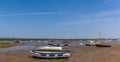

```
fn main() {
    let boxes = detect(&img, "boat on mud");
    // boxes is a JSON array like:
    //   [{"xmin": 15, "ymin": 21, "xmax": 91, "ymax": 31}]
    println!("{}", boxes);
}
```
[
  {"xmin": 95, "ymin": 44, "xmax": 112, "ymax": 47},
  {"xmin": 30, "ymin": 46, "xmax": 70, "ymax": 58}
]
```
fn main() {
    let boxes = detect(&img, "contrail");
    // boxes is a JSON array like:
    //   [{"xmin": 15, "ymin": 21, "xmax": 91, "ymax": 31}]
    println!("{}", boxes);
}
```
[{"xmin": 0, "ymin": 12, "xmax": 65, "ymax": 16}]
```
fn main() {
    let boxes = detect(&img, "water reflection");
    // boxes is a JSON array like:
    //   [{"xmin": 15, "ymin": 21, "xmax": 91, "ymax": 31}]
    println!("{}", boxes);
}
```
[{"xmin": 0, "ymin": 45, "xmax": 35, "ymax": 52}]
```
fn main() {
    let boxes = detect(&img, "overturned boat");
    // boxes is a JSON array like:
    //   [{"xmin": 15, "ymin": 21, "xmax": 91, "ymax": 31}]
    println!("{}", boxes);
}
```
[{"xmin": 30, "ymin": 46, "xmax": 70, "ymax": 58}]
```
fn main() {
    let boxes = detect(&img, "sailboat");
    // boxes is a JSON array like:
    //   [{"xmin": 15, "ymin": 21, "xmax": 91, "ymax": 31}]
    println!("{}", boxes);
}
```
[{"xmin": 95, "ymin": 32, "xmax": 112, "ymax": 47}]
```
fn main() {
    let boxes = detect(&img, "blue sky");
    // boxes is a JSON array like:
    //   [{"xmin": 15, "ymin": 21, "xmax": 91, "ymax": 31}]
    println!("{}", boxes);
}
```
[{"xmin": 0, "ymin": 0, "xmax": 120, "ymax": 38}]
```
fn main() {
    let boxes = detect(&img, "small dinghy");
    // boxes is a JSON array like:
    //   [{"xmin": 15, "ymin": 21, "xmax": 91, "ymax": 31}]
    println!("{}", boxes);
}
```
[{"xmin": 30, "ymin": 46, "xmax": 70, "ymax": 58}]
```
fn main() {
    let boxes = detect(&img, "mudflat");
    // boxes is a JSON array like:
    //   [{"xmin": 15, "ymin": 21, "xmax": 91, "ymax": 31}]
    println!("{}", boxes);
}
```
[{"xmin": 0, "ymin": 44, "xmax": 120, "ymax": 62}]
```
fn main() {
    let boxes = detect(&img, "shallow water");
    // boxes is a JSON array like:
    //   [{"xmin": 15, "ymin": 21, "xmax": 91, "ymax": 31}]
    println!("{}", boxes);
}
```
[
  {"xmin": 0, "ymin": 45, "xmax": 35, "ymax": 52},
  {"xmin": 0, "ymin": 40, "xmax": 120, "ymax": 52}
]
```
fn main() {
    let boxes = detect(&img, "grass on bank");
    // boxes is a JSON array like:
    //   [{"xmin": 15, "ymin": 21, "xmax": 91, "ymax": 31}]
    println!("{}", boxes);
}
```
[
  {"xmin": 0, "ymin": 41, "xmax": 11, "ymax": 48},
  {"xmin": 0, "ymin": 41, "xmax": 23, "ymax": 48},
  {"xmin": 0, "ymin": 41, "xmax": 9, "ymax": 44}
]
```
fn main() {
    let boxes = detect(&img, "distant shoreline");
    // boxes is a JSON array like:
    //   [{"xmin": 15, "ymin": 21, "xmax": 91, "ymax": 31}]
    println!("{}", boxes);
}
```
[{"xmin": 0, "ymin": 38, "xmax": 118, "ymax": 41}]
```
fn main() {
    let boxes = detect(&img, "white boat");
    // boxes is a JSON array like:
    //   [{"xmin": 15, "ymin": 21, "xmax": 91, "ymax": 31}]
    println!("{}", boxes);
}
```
[
  {"xmin": 30, "ymin": 46, "xmax": 70, "ymax": 58},
  {"xmin": 35, "ymin": 46, "xmax": 62, "ymax": 50},
  {"xmin": 85, "ymin": 40, "xmax": 96, "ymax": 46}
]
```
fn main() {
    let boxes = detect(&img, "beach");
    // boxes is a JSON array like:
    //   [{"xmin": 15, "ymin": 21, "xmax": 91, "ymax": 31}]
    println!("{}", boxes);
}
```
[{"xmin": 0, "ymin": 44, "xmax": 120, "ymax": 62}]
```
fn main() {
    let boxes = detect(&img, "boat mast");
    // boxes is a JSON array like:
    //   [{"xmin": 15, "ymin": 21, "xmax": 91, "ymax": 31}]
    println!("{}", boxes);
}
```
[{"xmin": 99, "ymin": 32, "xmax": 101, "ymax": 39}]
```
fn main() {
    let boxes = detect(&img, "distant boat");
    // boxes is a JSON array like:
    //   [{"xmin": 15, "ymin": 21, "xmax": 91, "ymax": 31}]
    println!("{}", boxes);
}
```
[
  {"xmin": 14, "ymin": 40, "xmax": 22, "ymax": 43},
  {"xmin": 30, "ymin": 40, "xmax": 33, "ymax": 42},
  {"xmin": 38, "ymin": 41, "xmax": 41, "ymax": 42},
  {"xmin": 30, "ymin": 46, "xmax": 70, "ymax": 58},
  {"xmin": 64, "ymin": 44, "xmax": 69, "ymax": 46},
  {"xmin": 79, "ymin": 43, "xmax": 83, "ymax": 46},
  {"xmin": 85, "ymin": 40, "xmax": 96, "ymax": 46},
  {"xmin": 48, "ymin": 43, "xmax": 59, "ymax": 46},
  {"xmin": 95, "ymin": 44, "xmax": 111, "ymax": 47},
  {"xmin": 85, "ymin": 43, "xmax": 95, "ymax": 46}
]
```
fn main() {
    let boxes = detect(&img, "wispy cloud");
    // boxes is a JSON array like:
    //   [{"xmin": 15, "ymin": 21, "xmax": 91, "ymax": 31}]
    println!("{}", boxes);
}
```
[
  {"xmin": 60, "ymin": 9, "xmax": 120, "ymax": 26},
  {"xmin": 61, "ymin": 18, "xmax": 119, "ymax": 25},
  {"xmin": 103, "ymin": 0, "xmax": 112, "ymax": 3},
  {"xmin": 96, "ymin": 9, "xmax": 120, "ymax": 17},
  {"xmin": 80, "ymin": 9, "xmax": 120, "ymax": 18},
  {"xmin": 0, "ymin": 12, "xmax": 65, "ymax": 16}
]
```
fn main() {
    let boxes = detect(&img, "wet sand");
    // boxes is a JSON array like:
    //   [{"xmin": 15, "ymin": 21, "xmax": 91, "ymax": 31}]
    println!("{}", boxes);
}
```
[{"xmin": 0, "ymin": 44, "xmax": 120, "ymax": 62}]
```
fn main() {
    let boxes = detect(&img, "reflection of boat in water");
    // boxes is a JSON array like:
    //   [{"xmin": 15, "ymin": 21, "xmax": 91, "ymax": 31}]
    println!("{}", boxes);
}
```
[
  {"xmin": 30, "ymin": 46, "xmax": 70, "ymax": 58},
  {"xmin": 95, "ymin": 44, "xmax": 111, "ymax": 47}
]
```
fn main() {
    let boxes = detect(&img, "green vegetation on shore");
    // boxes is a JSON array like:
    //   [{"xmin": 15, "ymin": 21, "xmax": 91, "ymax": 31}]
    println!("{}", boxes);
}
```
[
  {"xmin": 0, "ymin": 41, "xmax": 9, "ymax": 44},
  {"xmin": 0, "ymin": 41, "xmax": 22, "ymax": 48},
  {"xmin": 0, "ymin": 41, "xmax": 11, "ymax": 48}
]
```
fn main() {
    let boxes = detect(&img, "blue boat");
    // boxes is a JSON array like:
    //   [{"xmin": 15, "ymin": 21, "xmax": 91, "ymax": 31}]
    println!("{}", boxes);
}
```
[
  {"xmin": 30, "ymin": 50, "xmax": 70, "ymax": 58},
  {"xmin": 30, "ymin": 46, "xmax": 70, "ymax": 58}
]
